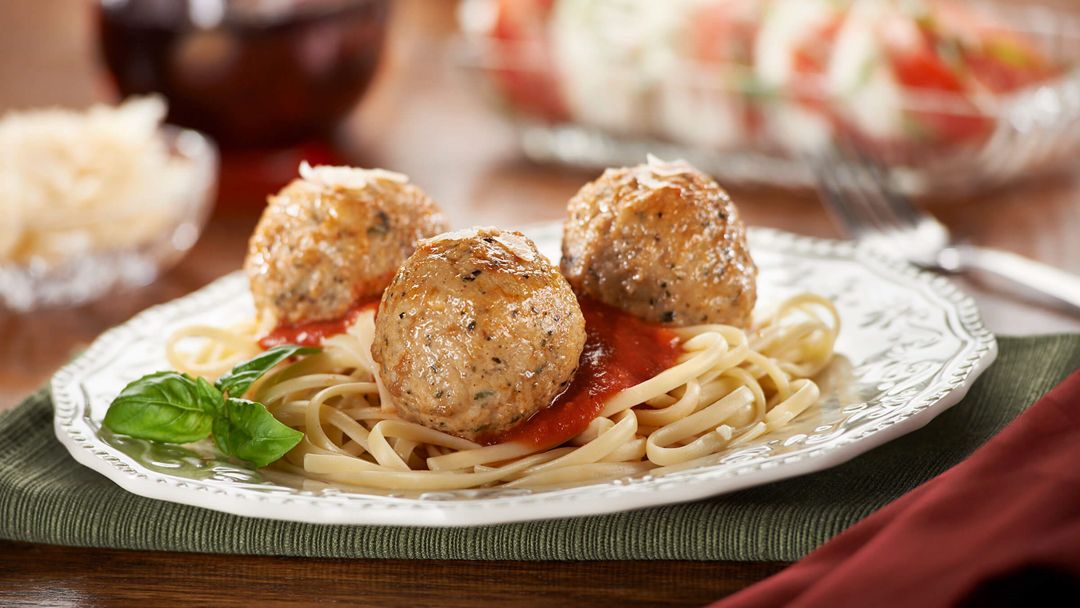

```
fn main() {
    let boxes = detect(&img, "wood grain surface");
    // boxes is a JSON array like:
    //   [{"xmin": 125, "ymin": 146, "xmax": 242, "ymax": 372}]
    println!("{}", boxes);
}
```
[
  {"xmin": 1, "ymin": 1, "xmax": 1079, "ymax": 606},
  {"xmin": 0, "ymin": 540, "xmax": 788, "ymax": 608}
]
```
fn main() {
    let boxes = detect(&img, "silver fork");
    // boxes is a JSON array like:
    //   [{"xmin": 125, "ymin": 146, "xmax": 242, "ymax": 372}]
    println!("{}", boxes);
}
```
[{"xmin": 810, "ymin": 146, "xmax": 1080, "ymax": 313}]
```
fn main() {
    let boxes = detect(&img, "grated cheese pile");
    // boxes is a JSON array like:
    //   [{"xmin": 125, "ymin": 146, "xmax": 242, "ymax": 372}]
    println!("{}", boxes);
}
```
[{"xmin": 0, "ymin": 97, "xmax": 193, "ymax": 265}]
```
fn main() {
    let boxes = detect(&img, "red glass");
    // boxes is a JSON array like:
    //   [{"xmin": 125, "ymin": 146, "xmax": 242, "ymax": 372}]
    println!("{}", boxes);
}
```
[{"xmin": 97, "ymin": 0, "xmax": 389, "ymax": 150}]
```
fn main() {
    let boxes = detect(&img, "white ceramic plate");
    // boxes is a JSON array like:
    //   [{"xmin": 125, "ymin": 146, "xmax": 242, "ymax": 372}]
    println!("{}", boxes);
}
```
[{"xmin": 52, "ymin": 224, "xmax": 996, "ymax": 526}]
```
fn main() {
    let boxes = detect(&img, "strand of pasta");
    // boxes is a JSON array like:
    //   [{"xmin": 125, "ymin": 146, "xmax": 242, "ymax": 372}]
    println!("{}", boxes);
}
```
[{"xmin": 165, "ymin": 294, "xmax": 840, "ymax": 492}]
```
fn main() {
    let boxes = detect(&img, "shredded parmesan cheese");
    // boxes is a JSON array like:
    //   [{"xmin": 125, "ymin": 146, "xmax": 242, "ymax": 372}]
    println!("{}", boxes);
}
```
[
  {"xmin": 299, "ymin": 161, "xmax": 409, "ymax": 192},
  {"xmin": 0, "ymin": 96, "xmax": 195, "ymax": 265},
  {"xmin": 646, "ymin": 153, "xmax": 696, "ymax": 177}
]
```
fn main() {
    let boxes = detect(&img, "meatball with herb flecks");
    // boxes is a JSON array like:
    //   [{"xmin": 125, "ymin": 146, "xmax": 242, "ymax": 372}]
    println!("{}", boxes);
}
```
[
  {"xmin": 372, "ymin": 227, "xmax": 586, "ymax": 441},
  {"xmin": 561, "ymin": 157, "xmax": 757, "ymax": 327},
  {"xmin": 245, "ymin": 163, "xmax": 447, "ymax": 332}
]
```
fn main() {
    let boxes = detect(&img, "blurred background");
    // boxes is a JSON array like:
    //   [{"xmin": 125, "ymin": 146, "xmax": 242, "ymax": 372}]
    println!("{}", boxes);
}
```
[
  {"xmin": 0, "ymin": 0, "xmax": 572, "ymax": 219},
  {"xmin": 1, "ymin": 0, "xmax": 1079, "ymax": 407}
]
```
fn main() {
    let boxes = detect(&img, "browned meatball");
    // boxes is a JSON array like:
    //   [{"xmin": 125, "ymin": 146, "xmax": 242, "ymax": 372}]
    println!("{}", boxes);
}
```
[
  {"xmin": 245, "ymin": 164, "xmax": 447, "ymax": 331},
  {"xmin": 561, "ymin": 158, "xmax": 757, "ymax": 327},
  {"xmin": 372, "ymin": 227, "xmax": 586, "ymax": 441}
]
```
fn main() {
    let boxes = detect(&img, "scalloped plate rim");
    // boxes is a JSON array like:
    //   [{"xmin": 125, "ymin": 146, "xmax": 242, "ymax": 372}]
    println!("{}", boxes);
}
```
[{"xmin": 51, "ymin": 225, "xmax": 997, "ymax": 527}]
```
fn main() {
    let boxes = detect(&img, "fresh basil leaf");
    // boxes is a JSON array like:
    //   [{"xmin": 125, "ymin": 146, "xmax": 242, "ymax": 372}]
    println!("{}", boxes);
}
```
[
  {"xmin": 212, "ymin": 398, "xmax": 303, "ymax": 468},
  {"xmin": 194, "ymin": 376, "xmax": 224, "ymax": 417},
  {"xmin": 215, "ymin": 344, "xmax": 318, "ymax": 398},
  {"xmin": 103, "ymin": 371, "xmax": 222, "ymax": 443}
]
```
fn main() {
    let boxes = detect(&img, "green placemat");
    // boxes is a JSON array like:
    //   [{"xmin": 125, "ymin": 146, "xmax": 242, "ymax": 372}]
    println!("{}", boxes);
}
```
[{"xmin": 1, "ymin": 335, "xmax": 1078, "ymax": 561}]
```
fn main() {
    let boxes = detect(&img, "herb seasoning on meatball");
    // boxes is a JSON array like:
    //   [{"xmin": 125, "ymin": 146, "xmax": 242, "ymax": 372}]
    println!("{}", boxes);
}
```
[
  {"xmin": 561, "ymin": 156, "xmax": 757, "ymax": 327},
  {"xmin": 372, "ymin": 227, "xmax": 586, "ymax": 441},
  {"xmin": 245, "ymin": 163, "xmax": 448, "ymax": 332}
]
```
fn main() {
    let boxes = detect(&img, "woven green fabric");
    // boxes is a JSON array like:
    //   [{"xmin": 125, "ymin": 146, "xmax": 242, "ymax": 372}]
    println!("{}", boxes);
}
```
[{"xmin": 1, "ymin": 335, "xmax": 1078, "ymax": 561}]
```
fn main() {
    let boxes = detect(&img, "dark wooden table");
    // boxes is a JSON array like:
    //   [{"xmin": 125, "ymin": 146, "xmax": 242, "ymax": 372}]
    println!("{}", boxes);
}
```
[{"xmin": 2, "ymin": 1, "xmax": 1079, "ymax": 605}]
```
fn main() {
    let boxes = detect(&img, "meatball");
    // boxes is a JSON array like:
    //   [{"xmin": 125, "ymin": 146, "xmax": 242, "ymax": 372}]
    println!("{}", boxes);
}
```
[
  {"xmin": 245, "ymin": 163, "xmax": 447, "ymax": 330},
  {"xmin": 561, "ymin": 157, "xmax": 757, "ymax": 327},
  {"xmin": 372, "ymin": 227, "xmax": 586, "ymax": 441}
]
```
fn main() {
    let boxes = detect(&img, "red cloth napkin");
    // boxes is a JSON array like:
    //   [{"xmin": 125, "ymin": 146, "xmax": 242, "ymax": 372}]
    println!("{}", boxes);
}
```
[{"xmin": 713, "ymin": 370, "xmax": 1080, "ymax": 608}]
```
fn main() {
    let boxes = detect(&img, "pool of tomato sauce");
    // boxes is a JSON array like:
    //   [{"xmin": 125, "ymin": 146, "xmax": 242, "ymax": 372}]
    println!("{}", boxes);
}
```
[
  {"xmin": 256, "ymin": 296, "xmax": 682, "ymax": 452},
  {"xmin": 481, "ymin": 298, "xmax": 681, "ymax": 450},
  {"xmin": 258, "ymin": 298, "xmax": 381, "ymax": 349}
]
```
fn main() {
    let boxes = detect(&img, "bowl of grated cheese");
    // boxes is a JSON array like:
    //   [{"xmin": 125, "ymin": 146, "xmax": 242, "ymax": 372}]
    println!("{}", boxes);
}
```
[{"xmin": 0, "ymin": 96, "xmax": 218, "ymax": 311}]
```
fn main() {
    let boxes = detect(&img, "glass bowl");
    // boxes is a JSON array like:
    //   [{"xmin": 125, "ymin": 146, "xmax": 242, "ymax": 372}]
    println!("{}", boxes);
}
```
[
  {"xmin": 458, "ymin": 0, "xmax": 1080, "ymax": 198},
  {"xmin": 0, "ymin": 126, "xmax": 218, "ymax": 311}
]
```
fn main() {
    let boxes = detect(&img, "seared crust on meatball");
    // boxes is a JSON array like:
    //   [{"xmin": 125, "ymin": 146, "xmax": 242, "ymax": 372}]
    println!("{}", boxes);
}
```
[
  {"xmin": 245, "ymin": 165, "xmax": 447, "ymax": 330},
  {"xmin": 561, "ymin": 158, "xmax": 757, "ymax": 327},
  {"xmin": 372, "ymin": 227, "xmax": 586, "ymax": 440}
]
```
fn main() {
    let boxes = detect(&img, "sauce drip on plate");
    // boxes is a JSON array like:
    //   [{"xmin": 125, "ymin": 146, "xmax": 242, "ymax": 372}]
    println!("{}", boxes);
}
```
[
  {"xmin": 259, "ymin": 298, "xmax": 380, "ymax": 349},
  {"xmin": 483, "ymin": 298, "xmax": 681, "ymax": 450}
]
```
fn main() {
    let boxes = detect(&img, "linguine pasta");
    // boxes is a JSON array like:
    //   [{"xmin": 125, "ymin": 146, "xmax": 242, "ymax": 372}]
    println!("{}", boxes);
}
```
[{"xmin": 166, "ymin": 293, "xmax": 839, "ymax": 493}]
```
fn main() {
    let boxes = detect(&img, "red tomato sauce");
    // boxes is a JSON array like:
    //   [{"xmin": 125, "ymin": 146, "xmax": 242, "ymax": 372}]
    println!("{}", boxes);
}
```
[
  {"xmin": 483, "ymin": 298, "xmax": 682, "ymax": 450},
  {"xmin": 258, "ymin": 299, "xmax": 380, "ymax": 349}
]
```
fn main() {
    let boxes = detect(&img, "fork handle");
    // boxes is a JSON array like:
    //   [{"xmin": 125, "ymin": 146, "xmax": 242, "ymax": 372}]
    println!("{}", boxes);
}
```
[{"xmin": 955, "ymin": 245, "xmax": 1080, "ymax": 313}]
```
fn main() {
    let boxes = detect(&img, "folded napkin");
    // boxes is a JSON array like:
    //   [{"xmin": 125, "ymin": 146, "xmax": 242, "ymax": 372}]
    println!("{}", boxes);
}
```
[
  {"xmin": 1, "ymin": 335, "xmax": 1077, "ymax": 561},
  {"xmin": 714, "ymin": 367, "xmax": 1080, "ymax": 607}
]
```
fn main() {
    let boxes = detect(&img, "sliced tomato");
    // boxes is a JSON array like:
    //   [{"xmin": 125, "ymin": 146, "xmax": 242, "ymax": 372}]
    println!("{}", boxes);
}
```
[
  {"xmin": 929, "ymin": 0, "xmax": 1061, "ymax": 94},
  {"xmin": 965, "ymin": 34, "xmax": 1060, "ymax": 93},
  {"xmin": 489, "ymin": 0, "xmax": 567, "ymax": 122},
  {"xmin": 792, "ymin": 16, "xmax": 843, "ymax": 77},
  {"xmin": 691, "ymin": 0, "xmax": 758, "ymax": 66},
  {"xmin": 786, "ymin": 13, "xmax": 845, "ymax": 140},
  {"xmin": 884, "ymin": 27, "xmax": 990, "ymax": 146},
  {"xmin": 686, "ymin": 0, "xmax": 762, "ymax": 138},
  {"xmin": 890, "ymin": 45, "xmax": 966, "ymax": 92}
]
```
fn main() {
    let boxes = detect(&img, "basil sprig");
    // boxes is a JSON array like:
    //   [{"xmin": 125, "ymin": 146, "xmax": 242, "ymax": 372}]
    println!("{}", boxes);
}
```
[
  {"xmin": 103, "ymin": 372, "xmax": 221, "ymax": 443},
  {"xmin": 102, "ymin": 345, "xmax": 317, "ymax": 467},
  {"xmin": 215, "ymin": 344, "xmax": 317, "ymax": 400},
  {"xmin": 212, "ymin": 398, "xmax": 307, "ymax": 468}
]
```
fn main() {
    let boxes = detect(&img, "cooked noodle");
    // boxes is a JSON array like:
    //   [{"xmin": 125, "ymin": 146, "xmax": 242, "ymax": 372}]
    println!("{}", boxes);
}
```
[{"xmin": 166, "ymin": 293, "xmax": 839, "ymax": 492}]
